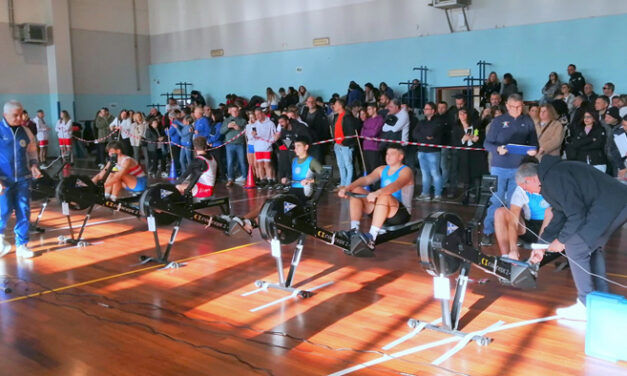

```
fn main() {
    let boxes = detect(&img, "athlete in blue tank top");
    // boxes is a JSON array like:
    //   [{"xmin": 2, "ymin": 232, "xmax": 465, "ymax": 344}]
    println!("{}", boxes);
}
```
[
  {"xmin": 494, "ymin": 178, "xmax": 552, "ymax": 260},
  {"xmin": 230, "ymin": 137, "xmax": 322, "ymax": 234},
  {"xmin": 338, "ymin": 144, "xmax": 414, "ymax": 255},
  {"xmin": 380, "ymin": 165, "xmax": 407, "ymax": 203}
]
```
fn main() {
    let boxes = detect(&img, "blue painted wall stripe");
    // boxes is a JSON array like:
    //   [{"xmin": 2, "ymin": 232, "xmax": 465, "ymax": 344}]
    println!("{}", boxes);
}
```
[{"xmin": 149, "ymin": 14, "xmax": 627, "ymax": 106}]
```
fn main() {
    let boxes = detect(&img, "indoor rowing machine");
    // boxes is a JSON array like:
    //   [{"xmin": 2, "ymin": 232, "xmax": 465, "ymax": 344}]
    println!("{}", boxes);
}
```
[
  {"xmin": 247, "ymin": 167, "xmax": 340, "ymax": 299},
  {"xmin": 409, "ymin": 175, "xmax": 563, "ymax": 345},
  {"xmin": 30, "ymin": 157, "xmax": 69, "ymax": 233},
  {"xmin": 55, "ymin": 156, "xmax": 176, "ymax": 247},
  {"xmin": 137, "ymin": 179, "xmax": 234, "ymax": 267}
]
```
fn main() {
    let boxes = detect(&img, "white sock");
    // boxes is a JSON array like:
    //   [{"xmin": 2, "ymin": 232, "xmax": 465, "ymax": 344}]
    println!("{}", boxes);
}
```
[
  {"xmin": 104, "ymin": 193, "xmax": 110, "ymax": 199},
  {"xmin": 350, "ymin": 220, "xmax": 360, "ymax": 230},
  {"xmin": 369, "ymin": 226, "xmax": 381, "ymax": 240},
  {"xmin": 110, "ymin": 195, "xmax": 117, "ymax": 202}
]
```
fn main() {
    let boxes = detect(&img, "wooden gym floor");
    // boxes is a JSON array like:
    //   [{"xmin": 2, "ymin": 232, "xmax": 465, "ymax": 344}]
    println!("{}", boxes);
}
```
[{"xmin": 0, "ymin": 182, "xmax": 626, "ymax": 376}]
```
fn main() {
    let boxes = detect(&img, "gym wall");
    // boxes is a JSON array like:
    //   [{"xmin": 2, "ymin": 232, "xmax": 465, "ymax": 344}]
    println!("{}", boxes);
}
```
[{"xmin": 147, "ymin": 0, "xmax": 627, "ymax": 106}]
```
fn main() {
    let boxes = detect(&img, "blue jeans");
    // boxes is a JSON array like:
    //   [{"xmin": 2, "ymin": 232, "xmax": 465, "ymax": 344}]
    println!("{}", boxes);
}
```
[
  {"xmin": 180, "ymin": 145, "xmax": 193, "ymax": 172},
  {"xmin": 483, "ymin": 166, "xmax": 518, "ymax": 235},
  {"xmin": 334, "ymin": 143, "xmax": 354, "ymax": 186},
  {"xmin": 418, "ymin": 151, "xmax": 443, "ymax": 196},
  {"xmin": 226, "ymin": 143, "xmax": 247, "ymax": 181},
  {"xmin": 440, "ymin": 148, "xmax": 450, "ymax": 188},
  {"xmin": 0, "ymin": 179, "xmax": 31, "ymax": 246}
]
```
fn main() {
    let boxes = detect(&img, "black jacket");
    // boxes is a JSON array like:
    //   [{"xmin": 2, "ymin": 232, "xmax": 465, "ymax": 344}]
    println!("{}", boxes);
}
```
[
  {"xmin": 331, "ymin": 111, "xmax": 360, "ymax": 147},
  {"xmin": 480, "ymin": 82, "xmax": 501, "ymax": 107},
  {"xmin": 301, "ymin": 106, "xmax": 330, "ymax": 141},
  {"xmin": 539, "ymin": 156, "xmax": 627, "ymax": 247},
  {"xmin": 569, "ymin": 72, "xmax": 586, "ymax": 96},
  {"xmin": 289, "ymin": 119, "xmax": 315, "ymax": 145},
  {"xmin": 413, "ymin": 115, "xmax": 442, "ymax": 152},
  {"xmin": 566, "ymin": 124, "xmax": 607, "ymax": 165},
  {"xmin": 145, "ymin": 126, "xmax": 165, "ymax": 152}
]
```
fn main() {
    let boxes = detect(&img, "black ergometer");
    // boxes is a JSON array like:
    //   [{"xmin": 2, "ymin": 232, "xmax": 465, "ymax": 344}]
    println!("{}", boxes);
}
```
[
  {"xmin": 55, "ymin": 155, "xmax": 177, "ymax": 248},
  {"xmin": 251, "ymin": 173, "xmax": 559, "ymax": 323},
  {"xmin": 30, "ymin": 157, "xmax": 70, "ymax": 233},
  {"xmin": 137, "ymin": 176, "xmax": 234, "ymax": 268}
]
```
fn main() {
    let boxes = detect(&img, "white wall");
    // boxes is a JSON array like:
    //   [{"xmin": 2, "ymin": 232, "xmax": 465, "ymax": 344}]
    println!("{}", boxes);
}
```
[
  {"xmin": 70, "ymin": 0, "xmax": 149, "ymax": 35},
  {"xmin": 0, "ymin": 0, "xmax": 50, "ymax": 23},
  {"xmin": 148, "ymin": 0, "xmax": 627, "ymax": 63}
]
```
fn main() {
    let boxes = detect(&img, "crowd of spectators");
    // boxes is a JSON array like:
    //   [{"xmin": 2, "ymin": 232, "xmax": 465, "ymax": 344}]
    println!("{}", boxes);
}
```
[{"xmin": 26, "ymin": 64, "xmax": 627, "ymax": 238}]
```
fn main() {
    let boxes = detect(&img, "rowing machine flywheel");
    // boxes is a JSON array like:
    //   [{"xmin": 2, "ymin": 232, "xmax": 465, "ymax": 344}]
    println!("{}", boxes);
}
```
[
  {"xmin": 258, "ymin": 194, "xmax": 303, "ymax": 244},
  {"xmin": 416, "ymin": 211, "xmax": 465, "ymax": 277},
  {"xmin": 138, "ymin": 184, "xmax": 180, "ymax": 225},
  {"xmin": 55, "ymin": 175, "xmax": 100, "ymax": 211}
]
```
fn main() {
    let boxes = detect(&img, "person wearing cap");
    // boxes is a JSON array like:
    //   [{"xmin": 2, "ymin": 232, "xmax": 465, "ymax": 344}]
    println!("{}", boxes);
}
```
[{"xmin": 607, "ymin": 108, "xmax": 626, "ymax": 177}]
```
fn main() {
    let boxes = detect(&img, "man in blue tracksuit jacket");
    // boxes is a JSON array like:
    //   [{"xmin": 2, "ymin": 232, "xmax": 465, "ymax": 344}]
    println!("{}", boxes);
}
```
[
  {"xmin": 481, "ymin": 94, "xmax": 538, "ymax": 246},
  {"xmin": 192, "ymin": 107, "xmax": 211, "ymax": 140},
  {"xmin": 1, "ymin": 101, "xmax": 41, "ymax": 258},
  {"xmin": 167, "ymin": 112, "xmax": 183, "ymax": 175}
]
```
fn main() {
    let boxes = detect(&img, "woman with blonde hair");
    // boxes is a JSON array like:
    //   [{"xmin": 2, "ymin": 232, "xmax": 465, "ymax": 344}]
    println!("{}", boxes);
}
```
[
  {"xmin": 130, "ymin": 112, "xmax": 148, "ymax": 163},
  {"xmin": 266, "ymin": 88, "xmax": 279, "ymax": 110},
  {"xmin": 535, "ymin": 103, "xmax": 565, "ymax": 160},
  {"xmin": 480, "ymin": 71, "xmax": 500, "ymax": 107}
]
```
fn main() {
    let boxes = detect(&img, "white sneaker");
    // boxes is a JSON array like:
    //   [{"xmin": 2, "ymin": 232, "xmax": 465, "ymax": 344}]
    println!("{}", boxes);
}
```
[
  {"xmin": 235, "ymin": 176, "xmax": 246, "ymax": 183},
  {"xmin": 0, "ymin": 237, "xmax": 10, "ymax": 258},
  {"xmin": 16, "ymin": 245, "xmax": 35, "ymax": 259},
  {"xmin": 556, "ymin": 299, "xmax": 587, "ymax": 321}
]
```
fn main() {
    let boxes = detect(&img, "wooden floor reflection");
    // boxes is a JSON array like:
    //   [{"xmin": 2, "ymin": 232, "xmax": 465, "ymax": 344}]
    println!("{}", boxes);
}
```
[{"xmin": 0, "ymin": 184, "xmax": 625, "ymax": 376}]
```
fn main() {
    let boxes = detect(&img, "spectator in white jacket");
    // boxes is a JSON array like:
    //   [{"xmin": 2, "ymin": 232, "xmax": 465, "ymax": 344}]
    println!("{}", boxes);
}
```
[{"xmin": 55, "ymin": 110, "xmax": 72, "ymax": 161}]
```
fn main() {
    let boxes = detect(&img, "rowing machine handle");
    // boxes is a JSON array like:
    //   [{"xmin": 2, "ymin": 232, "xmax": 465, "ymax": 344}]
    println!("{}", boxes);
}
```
[{"xmin": 344, "ymin": 192, "xmax": 368, "ymax": 199}]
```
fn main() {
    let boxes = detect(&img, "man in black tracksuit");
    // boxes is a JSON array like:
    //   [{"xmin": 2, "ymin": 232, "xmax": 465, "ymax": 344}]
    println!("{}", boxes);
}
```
[
  {"xmin": 521, "ymin": 156, "xmax": 627, "ymax": 320},
  {"xmin": 567, "ymin": 64, "xmax": 586, "ymax": 96}
]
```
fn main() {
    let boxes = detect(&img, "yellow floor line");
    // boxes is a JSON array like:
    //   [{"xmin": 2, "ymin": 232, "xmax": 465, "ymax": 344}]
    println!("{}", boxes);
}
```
[
  {"xmin": 0, "ymin": 242, "xmax": 258, "ymax": 305},
  {"xmin": 390, "ymin": 240, "xmax": 414, "ymax": 246},
  {"xmin": 607, "ymin": 272, "xmax": 627, "ymax": 279}
]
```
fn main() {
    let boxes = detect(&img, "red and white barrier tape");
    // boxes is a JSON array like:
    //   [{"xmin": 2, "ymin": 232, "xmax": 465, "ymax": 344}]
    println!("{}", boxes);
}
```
[{"xmin": 72, "ymin": 129, "xmax": 485, "ymax": 152}]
